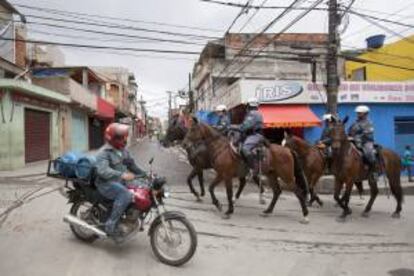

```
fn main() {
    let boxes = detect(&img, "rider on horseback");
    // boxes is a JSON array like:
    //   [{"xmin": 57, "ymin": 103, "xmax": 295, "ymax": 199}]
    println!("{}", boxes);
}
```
[
  {"xmin": 348, "ymin": 105, "xmax": 379, "ymax": 181},
  {"xmin": 240, "ymin": 97, "xmax": 264, "ymax": 176},
  {"xmin": 214, "ymin": 104, "xmax": 231, "ymax": 135},
  {"xmin": 319, "ymin": 113, "xmax": 336, "ymax": 171}
]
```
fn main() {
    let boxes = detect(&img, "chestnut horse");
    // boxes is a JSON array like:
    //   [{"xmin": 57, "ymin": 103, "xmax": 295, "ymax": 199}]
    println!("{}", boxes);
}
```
[
  {"xmin": 283, "ymin": 133, "xmax": 365, "ymax": 207},
  {"xmin": 328, "ymin": 117, "xmax": 403, "ymax": 221},
  {"xmin": 184, "ymin": 117, "xmax": 309, "ymax": 222},
  {"xmin": 163, "ymin": 114, "xmax": 263, "ymax": 202}
]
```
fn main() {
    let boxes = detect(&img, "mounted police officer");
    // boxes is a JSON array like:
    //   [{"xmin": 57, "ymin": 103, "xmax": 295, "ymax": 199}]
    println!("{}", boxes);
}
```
[
  {"xmin": 240, "ymin": 97, "xmax": 264, "ymax": 174},
  {"xmin": 95, "ymin": 123, "xmax": 147, "ymax": 237},
  {"xmin": 318, "ymin": 113, "xmax": 336, "ymax": 171},
  {"xmin": 348, "ymin": 105, "xmax": 378, "ymax": 180},
  {"xmin": 214, "ymin": 104, "xmax": 230, "ymax": 135}
]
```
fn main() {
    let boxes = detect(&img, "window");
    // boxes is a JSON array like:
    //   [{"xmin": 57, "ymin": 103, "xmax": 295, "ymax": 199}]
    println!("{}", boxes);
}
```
[{"xmin": 351, "ymin": 67, "xmax": 367, "ymax": 81}]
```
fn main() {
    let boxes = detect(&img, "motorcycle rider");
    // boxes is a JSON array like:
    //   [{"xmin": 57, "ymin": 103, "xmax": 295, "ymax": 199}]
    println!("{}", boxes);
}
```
[
  {"xmin": 240, "ymin": 97, "xmax": 264, "ymax": 175},
  {"xmin": 214, "ymin": 104, "xmax": 231, "ymax": 135},
  {"xmin": 347, "ymin": 105, "xmax": 378, "ymax": 180},
  {"xmin": 95, "ymin": 123, "xmax": 147, "ymax": 236}
]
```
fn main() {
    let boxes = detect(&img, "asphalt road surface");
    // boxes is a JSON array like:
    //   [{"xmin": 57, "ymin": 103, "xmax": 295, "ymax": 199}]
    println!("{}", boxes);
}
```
[{"xmin": 0, "ymin": 138, "xmax": 413, "ymax": 276}]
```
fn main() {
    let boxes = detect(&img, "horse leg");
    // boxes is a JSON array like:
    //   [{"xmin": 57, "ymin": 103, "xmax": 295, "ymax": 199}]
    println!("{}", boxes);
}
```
[
  {"xmin": 294, "ymin": 186, "xmax": 310, "ymax": 224},
  {"xmin": 333, "ymin": 179, "xmax": 345, "ymax": 210},
  {"xmin": 223, "ymin": 178, "xmax": 234, "ymax": 219},
  {"xmin": 253, "ymin": 175, "xmax": 266, "ymax": 205},
  {"xmin": 355, "ymin": 181, "xmax": 364, "ymax": 199},
  {"xmin": 389, "ymin": 174, "xmax": 403, "ymax": 218},
  {"xmin": 362, "ymin": 178, "xmax": 378, "ymax": 217},
  {"xmin": 197, "ymin": 170, "xmax": 205, "ymax": 197},
  {"xmin": 338, "ymin": 181, "xmax": 353, "ymax": 221},
  {"xmin": 187, "ymin": 168, "xmax": 200, "ymax": 201},
  {"xmin": 235, "ymin": 177, "xmax": 246, "ymax": 200},
  {"xmin": 263, "ymin": 177, "xmax": 282, "ymax": 215},
  {"xmin": 209, "ymin": 175, "xmax": 223, "ymax": 212}
]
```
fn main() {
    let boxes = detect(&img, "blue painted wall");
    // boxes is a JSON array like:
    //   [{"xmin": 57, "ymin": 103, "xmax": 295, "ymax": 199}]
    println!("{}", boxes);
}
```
[{"xmin": 304, "ymin": 104, "xmax": 414, "ymax": 155}]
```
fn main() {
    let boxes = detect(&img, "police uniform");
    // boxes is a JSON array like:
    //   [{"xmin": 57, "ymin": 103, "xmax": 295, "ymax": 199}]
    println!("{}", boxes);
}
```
[
  {"xmin": 241, "ymin": 109, "xmax": 264, "ymax": 159},
  {"xmin": 348, "ymin": 118, "xmax": 376, "ymax": 165},
  {"xmin": 215, "ymin": 114, "xmax": 231, "ymax": 135}
]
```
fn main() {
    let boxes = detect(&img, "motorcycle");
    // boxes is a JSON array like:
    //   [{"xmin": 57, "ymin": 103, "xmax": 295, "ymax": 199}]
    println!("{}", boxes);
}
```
[{"xmin": 48, "ymin": 157, "xmax": 197, "ymax": 266}]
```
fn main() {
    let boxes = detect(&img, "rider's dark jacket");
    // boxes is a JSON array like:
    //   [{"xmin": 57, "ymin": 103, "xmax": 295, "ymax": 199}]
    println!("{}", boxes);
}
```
[{"xmin": 95, "ymin": 144, "xmax": 146, "ymax": 188}]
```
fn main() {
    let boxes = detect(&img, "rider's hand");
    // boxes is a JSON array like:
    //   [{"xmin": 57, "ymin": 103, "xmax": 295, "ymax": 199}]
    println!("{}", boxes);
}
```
[{"xmin": 121, "ymin": 172, "xmax": 135, "ymax": 181}]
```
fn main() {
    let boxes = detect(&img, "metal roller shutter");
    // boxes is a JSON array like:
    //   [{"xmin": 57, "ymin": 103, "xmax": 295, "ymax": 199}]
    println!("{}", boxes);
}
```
[{"xmin": 25, "ymin": 109, "xmax": 51, "ymax": 163}]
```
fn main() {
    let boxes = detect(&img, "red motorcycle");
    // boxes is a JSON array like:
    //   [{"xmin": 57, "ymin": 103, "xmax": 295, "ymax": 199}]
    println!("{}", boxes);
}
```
[{"xmin": 48, "ymin": 158, "xmax": 197, "ymax": 266}]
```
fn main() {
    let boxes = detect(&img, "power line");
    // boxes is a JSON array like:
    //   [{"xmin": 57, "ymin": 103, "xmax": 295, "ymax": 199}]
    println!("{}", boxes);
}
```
[
  {"xmin": 225, "ymin": 0, "xmax": 253, "ymax": 34},
  {"xmin": 347, "ymin": 9, "xmax": 414, "ymax": 29},
  {"xmin": 200, "ymin": 0, "xmax": 329, "ymax": 11},
  {"xmin": 238, "ymin": 0, "xmax": 269, "ymax": 32},
  {"xmin": 14, "ymin": 3, "xmax": 224, "ymax": 34},
  {"xmin": 4, "ymin": 11, "xmax": 219, "ymax": 40},
  {"xmin": 340, "ymin": 55, "xmax": 414, "ymax": 71},
  {"xmin": 352, "ymin": 11, "xmax": 414, "ymax": 45},
  {"xmin": 0, "ymin": 37, "xmax": 201, "ymax": 55},
  {"xmin": 341, "ymin": 44, "xmax": 414, "ymax": 62},
  {"xmin": 21, "ymin": 20, "xmax": 208, "ymax": 46}
]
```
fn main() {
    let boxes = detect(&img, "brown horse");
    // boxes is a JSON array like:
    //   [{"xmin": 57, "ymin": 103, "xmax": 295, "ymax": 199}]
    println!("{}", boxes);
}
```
[
  {"xmin": 282, "ymin": 133, "xmax": 326, "ymax": 207},
  {"xmin": 184, "ymin": 117, "xmax": 310, "ymax": 222},
  {"xmin": 328, "ymin": 117, "xmax": 403, "ymax": 221},
  {"xmin": 163, "ymin": 113, "xmax": 264, "ymax": 202},
  {"xmin": 282, "ymin": 133, "xmax": 365, "ymax": 207}
]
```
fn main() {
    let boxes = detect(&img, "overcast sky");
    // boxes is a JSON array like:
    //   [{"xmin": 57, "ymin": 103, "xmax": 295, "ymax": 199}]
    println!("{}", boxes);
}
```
[{"xmin": 10, "ymin": 0, "xmax": 414, "ymax": 119}]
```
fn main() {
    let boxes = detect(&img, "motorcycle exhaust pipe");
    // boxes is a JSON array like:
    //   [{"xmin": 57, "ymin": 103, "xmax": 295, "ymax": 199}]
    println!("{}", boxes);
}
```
[{"xmin": 63, "ymin": 214, "xmax": 107, "ymax": 238}]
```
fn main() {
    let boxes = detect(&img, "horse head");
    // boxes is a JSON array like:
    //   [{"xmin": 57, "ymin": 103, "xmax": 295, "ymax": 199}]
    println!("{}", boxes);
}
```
[
  {"xmin": 329, "ymin": 116, "xmax": 349, "ymax": 151},
  {"xmin": 163, "ymin": 113, "xmax": 188, "ymax": 147}
]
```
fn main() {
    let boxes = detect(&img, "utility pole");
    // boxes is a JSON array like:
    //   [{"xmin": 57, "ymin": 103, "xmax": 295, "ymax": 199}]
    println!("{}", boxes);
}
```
[
  {"xmin": 188, "ymin": 73, "xmax": 194, "ymax": 113},
  {"xmin": 167, "ymin": 91, "xmax": 173, "ymax": 123},
  {"xmin": 326, "ymin": 0, "xmax": 340, "ymax": 115}
]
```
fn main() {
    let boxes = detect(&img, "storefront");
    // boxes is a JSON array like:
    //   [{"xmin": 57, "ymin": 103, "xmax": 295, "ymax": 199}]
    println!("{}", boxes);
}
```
[
  {"xmin": 213, "ymin": 79, "xmax": 414, "ymax": 152},
  {"xmin": 90, "ymin": 97, "xmax": 115, "ymax": 149},
  {"xmin": 0, "ymin": 80, "xmax": 70, "ymax": 170}
]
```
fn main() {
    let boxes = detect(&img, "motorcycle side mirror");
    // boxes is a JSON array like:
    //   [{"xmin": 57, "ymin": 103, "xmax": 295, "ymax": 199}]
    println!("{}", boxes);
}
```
[{"xmin": 149, "ymin": 158, "xmax": 154, "ymax": 164}]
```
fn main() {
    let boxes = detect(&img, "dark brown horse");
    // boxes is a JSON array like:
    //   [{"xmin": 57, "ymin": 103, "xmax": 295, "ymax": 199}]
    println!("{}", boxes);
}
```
[
  {"xmin": 184, "ymin": 117, "xmax": 310, "ymax": 222},
  {"xmin": 282, "ymin": 133, "xmax": 326, "ymax": 207},
  {"xmin": 328, "ymin": 117, "xmax": 403, "ymax": 221},
  {"xmin": 163, "ymin": 114, "xmax": 263, "ymax": 202},
  {"xmin": 282, "ymin": 133, "xmax": 365, "ymax": 207}
]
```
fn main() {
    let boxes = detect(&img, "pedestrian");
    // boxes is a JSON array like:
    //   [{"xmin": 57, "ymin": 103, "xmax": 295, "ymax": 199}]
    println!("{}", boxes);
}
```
[{"xmin": 402, "ymin": 145, "xmax": 413, "ymax": 182}]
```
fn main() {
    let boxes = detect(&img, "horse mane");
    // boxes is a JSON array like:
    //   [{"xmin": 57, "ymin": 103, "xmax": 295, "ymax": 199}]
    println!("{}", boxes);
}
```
[{"xmin": 198, "ymin": 122, "xmax": 223, "ymax": 141}]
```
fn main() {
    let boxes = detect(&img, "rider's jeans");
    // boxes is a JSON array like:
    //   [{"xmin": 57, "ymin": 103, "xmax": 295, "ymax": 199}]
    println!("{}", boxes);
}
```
[{"xmin": 97, "ymin": 182, "xmax": 133, "ymax": 234}]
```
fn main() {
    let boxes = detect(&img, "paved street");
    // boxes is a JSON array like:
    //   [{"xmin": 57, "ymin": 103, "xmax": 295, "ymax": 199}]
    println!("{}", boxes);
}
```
[{"xmin": 1, "ymin": 138, "xmax": 414, "ymax": 276}]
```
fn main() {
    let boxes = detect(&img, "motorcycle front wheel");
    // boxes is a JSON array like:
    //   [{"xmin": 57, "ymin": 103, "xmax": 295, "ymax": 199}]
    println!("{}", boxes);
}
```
[{"xmin": 150, "ymin": 216, "xmax": 197, "ymax": 266}]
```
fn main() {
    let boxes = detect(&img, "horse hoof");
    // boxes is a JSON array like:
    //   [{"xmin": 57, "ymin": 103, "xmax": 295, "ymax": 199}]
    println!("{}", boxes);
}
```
[
  {"xmin": 222, "ymin": 213, "xmax": 231, "ymax": 220},
  {"xmin": 196, "ymin": 197, "xmax": 202, "ymax": 203},
  {"xmin": 259, "ymin": 198, "xmax": 266, "ymax": 205},
  {"xmin": 261, "ymin": 210, "xmax": 271, "ymax": 217},
  {"xmin": 200, "ymin": 191, "xmax": 205, "ymax": 197},
  {"xmin": 391, "ymin": 212, "xmax": 401, "ymax": 219},
  {"xmin": 361, "ymin": 212, "xmax": 370, "ymax": 218},
  {"xmin": 300, "ymin": 217, "xmax": 310, "ymax": 224},
  {"xmin": 215, "ymin": 203, "xmax": 222, "ymax": 212}
]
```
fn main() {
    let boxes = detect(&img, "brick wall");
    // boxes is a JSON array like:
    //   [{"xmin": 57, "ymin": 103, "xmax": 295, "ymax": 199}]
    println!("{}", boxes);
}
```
[{"xmin": 15, "ymin": 32, "xmax": 26, "ymax": 68}]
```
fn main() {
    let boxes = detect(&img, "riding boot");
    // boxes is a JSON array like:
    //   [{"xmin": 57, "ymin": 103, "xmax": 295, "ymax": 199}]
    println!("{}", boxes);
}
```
[{"xmin": 245, "ymin": 154, "xmax": 259, "ymax": 177}]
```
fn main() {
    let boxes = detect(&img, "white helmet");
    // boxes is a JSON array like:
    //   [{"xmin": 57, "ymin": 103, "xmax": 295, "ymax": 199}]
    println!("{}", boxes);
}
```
[
  {"xmin": 355, "ymin": 105, "xmax": 370, "ymax": 113},
  {"xmin": 247, "ymin": 97, "xmax": 259, "ymax": 107},
  {"xmin": 322, "ymin": 113, "xmax": 334, "ymax": 121},
  {"xmin": 215, "ymin": 104, "xmax": 227, "ymax": 112}
]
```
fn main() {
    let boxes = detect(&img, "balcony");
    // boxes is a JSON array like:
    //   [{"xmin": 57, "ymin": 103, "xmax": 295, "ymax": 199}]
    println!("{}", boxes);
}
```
[{"xmin": 33, "ymin": 76, "xmax": 97, "ymax": 111}]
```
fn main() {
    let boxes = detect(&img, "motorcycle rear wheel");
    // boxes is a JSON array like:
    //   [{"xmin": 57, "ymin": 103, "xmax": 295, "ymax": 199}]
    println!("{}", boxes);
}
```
[
  {"xmin": 69, "ymin": 201, "xmax": 99, "ymax": 243},
  {"xmin": 150, "ymin": 216, "xmax": 197, "ymax": 266}
]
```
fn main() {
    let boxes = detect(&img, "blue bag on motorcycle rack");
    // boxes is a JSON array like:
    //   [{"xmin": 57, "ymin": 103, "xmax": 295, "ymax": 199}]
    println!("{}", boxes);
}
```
[
  {"xmin": 75, "ymin": 155, "xmax": 97, "ymax": 180},
  {"xmin": 54, "ymin": 151, "xmax": 83, "ymax": 178}
]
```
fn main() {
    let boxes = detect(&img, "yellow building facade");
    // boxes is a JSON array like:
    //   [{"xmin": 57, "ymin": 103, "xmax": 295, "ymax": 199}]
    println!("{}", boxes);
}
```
[{"xmin": 345, "ymin": 35, "xmax": 414, "ymax": 81}]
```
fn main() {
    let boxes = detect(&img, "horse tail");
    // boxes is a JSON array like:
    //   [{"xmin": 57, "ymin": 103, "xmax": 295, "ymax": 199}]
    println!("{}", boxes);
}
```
[
  {"xmin": 382, "ymin": 149, "xmax": 404, "ymax": 204},
  {"xmin": 291, "ymin": 149, "xmax": 309, "ymax": 197}
]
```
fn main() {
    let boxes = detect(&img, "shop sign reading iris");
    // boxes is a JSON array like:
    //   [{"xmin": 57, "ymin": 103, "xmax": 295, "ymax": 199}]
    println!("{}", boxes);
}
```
[{"xmin": 255, "ymin": 82, "xmax": 303, "ymax": 102}]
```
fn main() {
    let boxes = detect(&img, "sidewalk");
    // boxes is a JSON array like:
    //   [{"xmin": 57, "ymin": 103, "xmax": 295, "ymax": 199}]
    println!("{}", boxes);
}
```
[{"xmin": 0, "ymin": 137, "xmax": 147, "ymax": 179}]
